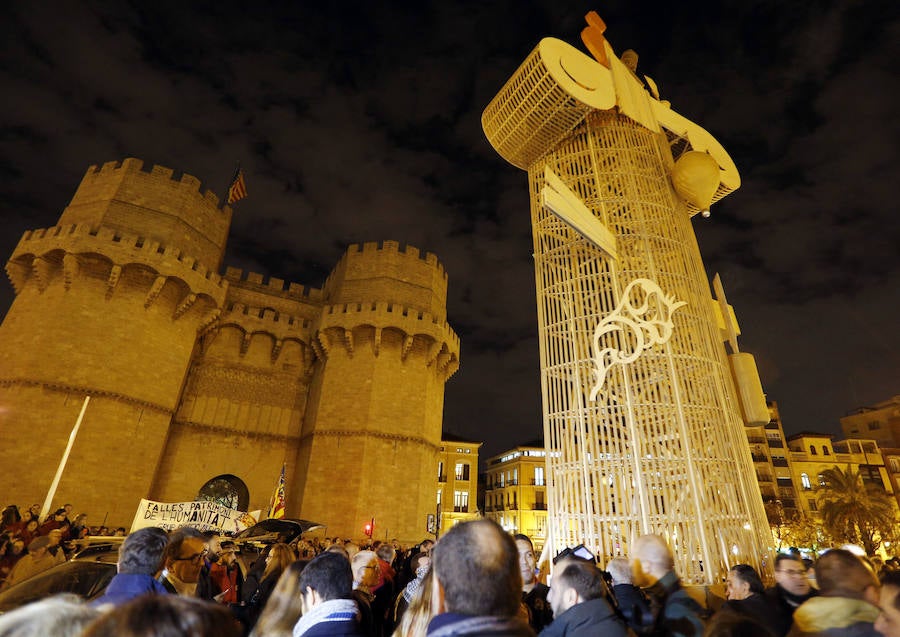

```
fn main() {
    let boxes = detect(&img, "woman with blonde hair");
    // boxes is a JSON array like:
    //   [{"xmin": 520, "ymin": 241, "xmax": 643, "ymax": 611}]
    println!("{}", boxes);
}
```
[
  {"xmin": 392, "ymin": 566, "xmax": 434, "ymax": 637},
  {"xmin": 249, "ymin": 560, "xmax": 309, "ymax": 637}
]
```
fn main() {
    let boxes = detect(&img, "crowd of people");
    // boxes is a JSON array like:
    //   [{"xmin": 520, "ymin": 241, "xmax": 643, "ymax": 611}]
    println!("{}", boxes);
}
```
[{"xmin": 0, "ymin": 505, "xmax": 900, "ymax": 637}]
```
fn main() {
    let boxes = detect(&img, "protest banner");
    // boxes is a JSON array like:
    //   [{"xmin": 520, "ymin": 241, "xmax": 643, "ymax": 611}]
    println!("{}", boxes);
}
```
[{"xmin": 131, "ymin": 499, "xmax": 258, "ymax": 534}]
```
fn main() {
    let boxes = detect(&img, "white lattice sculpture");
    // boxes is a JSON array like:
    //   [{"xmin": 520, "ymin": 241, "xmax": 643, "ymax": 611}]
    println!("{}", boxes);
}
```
[{"xmin": 482, "ymin": 15, "xmax": 772, "ymax": 584}]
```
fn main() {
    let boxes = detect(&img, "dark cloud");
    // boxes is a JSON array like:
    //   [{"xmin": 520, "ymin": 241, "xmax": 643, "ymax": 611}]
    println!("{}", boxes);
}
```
[{"xmin": 1, "ymin": 0, "xmax": 897, "ymax": 459}]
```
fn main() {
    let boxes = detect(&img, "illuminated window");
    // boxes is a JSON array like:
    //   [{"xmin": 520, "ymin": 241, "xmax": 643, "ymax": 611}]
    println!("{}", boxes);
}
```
[
  {"xmin": 437, "ymin": 489, "xmax": 442, "ymax": 506},
  {"xmin": 455, "ymin": 463, "xmax": 470, "ymax": 481},
  {"xmin": 454, "ymin": 490, "xmax": 469, "ymax": 512},
  {"xmin": 534, "ymin": 467, "xmax": 545, "ymax": 486},
  {"xmin": 801, "ymin": 473, "xmax": 811, "ymax": 490}
]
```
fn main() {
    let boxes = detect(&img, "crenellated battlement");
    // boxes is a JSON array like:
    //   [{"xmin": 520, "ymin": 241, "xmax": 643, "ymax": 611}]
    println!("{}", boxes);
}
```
[
  {"xmin": 222, "ymin": 301, "xmax": 313, "ymax": 331},
  {"xmin": 319, "ymin": 299, "xmax": 460, "ymax": 354},
  {"xmin": 83, "ymin": 158, "xmax": 229, "ymax": 211},
  {"xmin": 328, "ymin": 241, "xmax": 448, "ymax": 282},
  {"xmin": 322, "ymin": 241, "xmax": 450, "ymax": 321},
  {"xmin": 59, "ymin": 158, "xmax": 233, "ymax": 270},
  {"xmin": 11, "ymin": 223, "xmax": 225, "ymax": 289},
  {"xmin": 224, "ymin": 267, "xmax": 323, "ymax": 301}
]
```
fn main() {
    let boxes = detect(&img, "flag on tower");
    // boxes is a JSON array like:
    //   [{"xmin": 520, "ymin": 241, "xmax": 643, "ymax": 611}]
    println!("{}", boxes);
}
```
[
  {"xmin": 268, "ymin": 463, "xmax": 286, "ymax": 519},
  {"xmin": 226, "ymin": 168, "xmax": 247, "ymax": 204}
]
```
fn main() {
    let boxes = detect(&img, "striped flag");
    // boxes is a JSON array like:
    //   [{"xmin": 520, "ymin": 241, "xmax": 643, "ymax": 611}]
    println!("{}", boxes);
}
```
[
  {"xmin": 227, "ymin": 168, "xmax": 247, "ymax": 204},
  {"xmin": 268, "ymin": 463, "xmax": 286, "ymax": 519}
]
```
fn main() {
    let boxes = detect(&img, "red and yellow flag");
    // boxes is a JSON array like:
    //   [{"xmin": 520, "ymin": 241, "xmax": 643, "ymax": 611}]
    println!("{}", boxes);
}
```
[
  {"xmin": 268, "ymin": 463, "xmax": 286, "ymax": 519},
  {"xmin": 227, "ymin": 168, "xmax": 247, "ymax": 204}
]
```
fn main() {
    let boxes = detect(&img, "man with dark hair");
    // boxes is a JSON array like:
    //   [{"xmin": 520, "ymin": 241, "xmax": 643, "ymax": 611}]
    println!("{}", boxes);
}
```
[
  {"xmin": 293, "ymin": 551, "xmax": 364, "ymax": 637},
  {"xmin": 766, "ymin": 553, "xmax": 818, "ymax": 636},
  {"xmin": 875, "ymin": 571, "xmax": 900, "ymax": 637},
  {"xmin": 427, "ymin": 519, "xmax": 533, "ymax": 636},
  {"xmin": 788, "ymin": 548, "xmax": 880, "ymax": 637},
  {"xmin": 514, "ymin": 534, "xmax": 552, "ymax": 632},
  {"xmin": 540, "ymin": 558, "xmax": 628, "ymax": 636},
  {"xmin": 161, "ymin": 526, "xmax": 218, "ymax": 600},
  {"xmin": 631, "ymin": 534, "xmax": 705, "ymax": 637},
  {"xmin": 92, "ymin": 527, "xmax": 170, "ymax": 607}
]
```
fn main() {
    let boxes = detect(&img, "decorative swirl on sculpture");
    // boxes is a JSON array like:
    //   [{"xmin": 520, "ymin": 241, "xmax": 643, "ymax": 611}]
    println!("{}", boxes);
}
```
[{"xmin": 589, "ymin": 279, "xmax": 686, "ymax": 400}]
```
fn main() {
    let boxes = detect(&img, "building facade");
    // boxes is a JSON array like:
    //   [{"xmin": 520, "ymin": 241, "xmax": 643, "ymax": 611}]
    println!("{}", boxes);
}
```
[
  {"xmin": 841, "ymin": 396, "xmax": 900, "ymax": 448},
  {"xmin": 0, "ymin": 158, "xmax": 459, "ymax": 541},
  {"xmin": 435, "ymin": 434, "xmax": 481, "ymax": 534},
  {"xmin": 483, "ymin": 442, "xmax": 549, "ymax": 552},
  {"xmin": 787, "ymin": 433, "xmax": 896, "ymax": 519}
]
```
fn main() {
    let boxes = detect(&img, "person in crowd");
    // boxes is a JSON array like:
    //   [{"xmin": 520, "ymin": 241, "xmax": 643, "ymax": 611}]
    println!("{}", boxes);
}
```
[
  {"xmin": 373, "ymin": 543, "xmax": 397, "ymax": 637},
  {"xmin": 514, "ymin": 534, "xmax": 553, "ymax": 632},
  {"xmin": 719, "ymin": 564, "xmax": 779, "ymax": 635},
  {"xmin": 37, "ymin": 508, "xmax": 66, "ymax": 535},
  {"xmin": 427, "ymin": 518, "xmax": 533, "ymax": 636},
  {"xmin": 352, "ymin": 550, "xmax": 381, "ymax": 635},
  {"xmin": 0, "ymin": 538, "xmax": 25, "ymax": 584},
  {"xmin": 92, "ymin": 526, "xmax": 170, "ymax": 607},
  {"xmin": 1, "ymin": 535, "xmax": 57, "ymax": 590},
  {"xmin": 70, "ymin": 513, "xmax": 89, "ymax": 540},
  {"xmin": 394, "ymin": 565, "xmax": 435, "ymax": 637},
  {"xmin": 161, "ymin": 526, "xmax": 217, "ymax": 599},
  {"xmin": 705, "ymin": 610, "xmax": 777, "ymax": 637},
  {"xmin": 45, "ymin": 528, "xmax": 68, "ymax": 564},
  {"xmin": 82, "ymin": 593, "xmax": 242, "ymax": 637},
  {"xmin": 250, "ymin": 560, "xmax": 310, "ymax": 637},
  {"xmin": 292, "ymin": 551, "xmax": 365, "ymax": 637},
  {"xmin": 606, "ymin": 556, "xmax": 653, "ymax": 634},
  {"xmin": 767, "ymin": 553, "xmax": 819, "ymax": 637},
  {"xmin": 394, "ymin": 551, "xmax": 431, "ymax": 628},
  {"xmin": 0, "ymin": 594, "xmax": 100, "ymax": 637},
  {"xmin": 243, "ymin": 542, "xmax": 296, "ymax": 631},
  {"xmin": 210, "ymin": 539, "xmax": 243, "ymax": 605},
  {"xmin": 17, "ymin": 519, "xmax": 39, "ymax": 547},
  {"xmin": 631, "ymin": 534, "xmax": 705, "ymax": 637},
  {"xmin": 788, "ymin": 548, "xmax": 880, "ymax": 637},
  {"xmin": 875, "ymin": 571, "xmax": 900, "ymax": 637},
  {"xmin": 0, "ymin": 506, "xmax": 21, "ymax": 533},
  {"xmin": 539, "ymin": 556, "xmax": 627, "ymax": 637}
]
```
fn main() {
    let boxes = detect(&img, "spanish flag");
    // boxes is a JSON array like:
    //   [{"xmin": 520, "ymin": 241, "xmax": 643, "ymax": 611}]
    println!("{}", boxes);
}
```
[
  {"xmin": 268, "ymin": 463, "xmax": 286, "ymax": 519},
  {"xmin": 227, "ymin": 168, "xmax": 247, "ymax": 204}
]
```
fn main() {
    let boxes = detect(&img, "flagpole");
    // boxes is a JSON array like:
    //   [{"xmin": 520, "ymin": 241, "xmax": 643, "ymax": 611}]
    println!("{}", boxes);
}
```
[{"xmin": 41, "ymin": 396, "xmax": 90, "ymax": 522}]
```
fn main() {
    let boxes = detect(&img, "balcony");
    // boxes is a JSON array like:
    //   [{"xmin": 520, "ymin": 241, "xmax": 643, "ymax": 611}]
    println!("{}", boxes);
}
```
[
  {"xmin": 531, "ymin": 479, "xmax": 546, "ymax": 486},
  {"xmin": 508, "ymin": 503, "xmax": 518, "ymax": 510},
  {"xmin": 767, "ymin": 439, "xmax": 785, "ymax": 448},
  {"xmin": 507, "ymin": 479, "xmax": 519, "ymax": 486},
  {"xmin": 747, "ymin": 436, "xmax": 766, "ymax": 445},
  {"xmin": 772, "ymin": 458, "xmax": 789, "ymax": 467},
  {"xmin": 750, "ymin": 453, "xmax": 768, "ymax": 463},
  {"xmin": 757, "ymin": 474, "xmax": 773, "ymax": 483},
  {"xmin": 531, "ymin": 503, "xmax": 548, "ymax": 510},
  {"xmin": 453, "ymin": 506, "xmax": 469, "ymax": 513}
]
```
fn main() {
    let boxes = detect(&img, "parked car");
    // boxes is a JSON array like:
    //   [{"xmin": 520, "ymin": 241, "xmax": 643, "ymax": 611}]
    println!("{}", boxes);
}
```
[{"xmin": 0, "ymin": 542, "xmax": 120, "ymax": 613}]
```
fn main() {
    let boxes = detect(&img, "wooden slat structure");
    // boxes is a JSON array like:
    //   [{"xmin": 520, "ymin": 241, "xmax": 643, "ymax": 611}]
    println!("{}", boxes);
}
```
[{"xmin": 482, "ymin": 29, "xmax": 771, "ymax": 584}]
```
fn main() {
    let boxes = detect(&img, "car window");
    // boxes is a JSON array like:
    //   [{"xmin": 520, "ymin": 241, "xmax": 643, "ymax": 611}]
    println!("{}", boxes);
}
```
[{"xmin": 0, "ymin": 562, "xmax": 116, "ymax": 612}]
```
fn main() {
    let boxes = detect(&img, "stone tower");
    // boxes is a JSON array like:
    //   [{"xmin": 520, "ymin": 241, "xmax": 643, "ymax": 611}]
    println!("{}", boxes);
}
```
[
  {"xmin": 0, "ymin": 158, "xmax": 228, "ymax": 524},
  {"xmin": 292, "ymin": 242, "xmax": 459, "ymax": 541},
  {"xmin": 0, "ymin": 159, "xmax": 459, "ymax": 541}
]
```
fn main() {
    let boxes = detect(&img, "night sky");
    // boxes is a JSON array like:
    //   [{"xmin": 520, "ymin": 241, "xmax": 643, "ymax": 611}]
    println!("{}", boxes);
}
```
[{"xmin": 1, "ymin": 1, "xmax": 898, "ymax": 461}]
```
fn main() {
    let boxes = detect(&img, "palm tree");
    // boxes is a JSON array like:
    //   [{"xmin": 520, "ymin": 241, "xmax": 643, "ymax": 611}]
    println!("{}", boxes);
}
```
[{"xmin": 816, "ymin": 465, "xmax": 898, "ymax": 555}]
